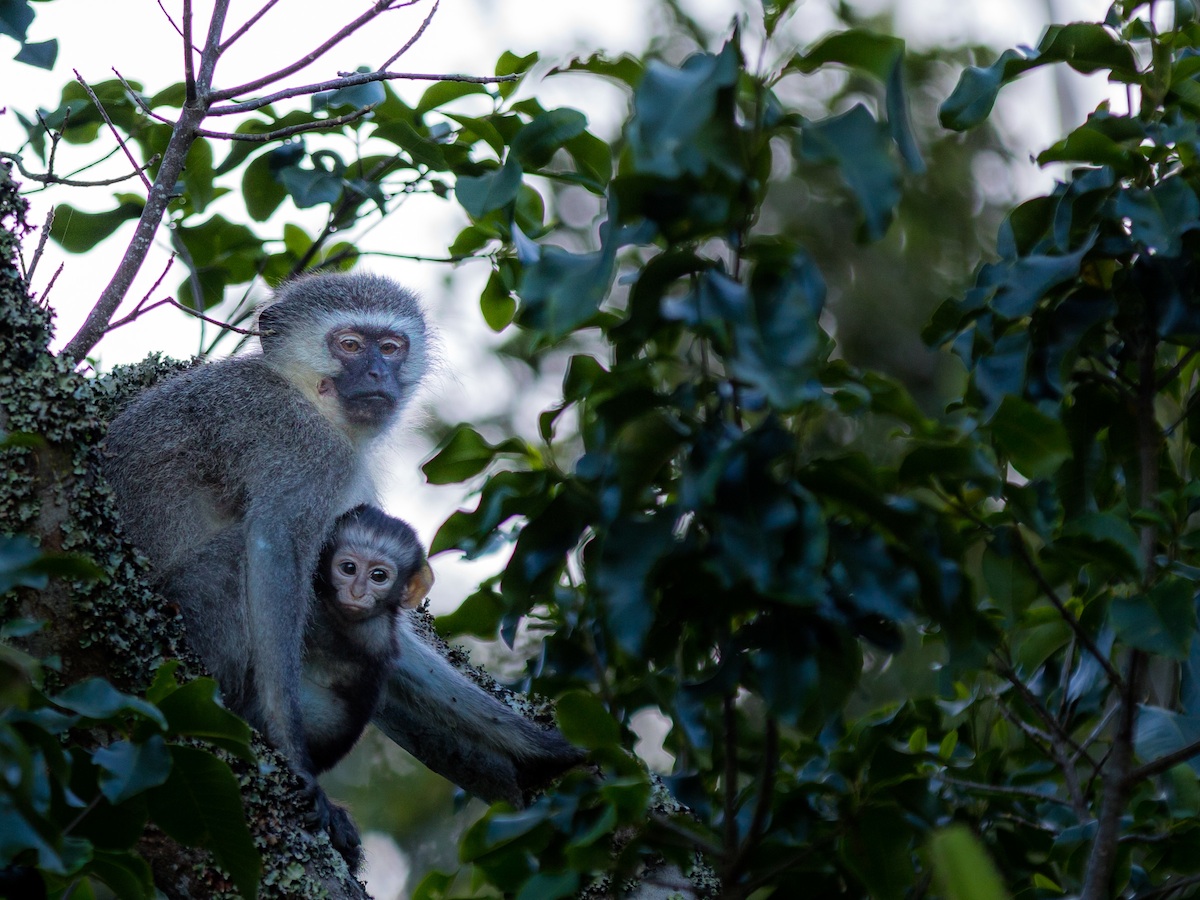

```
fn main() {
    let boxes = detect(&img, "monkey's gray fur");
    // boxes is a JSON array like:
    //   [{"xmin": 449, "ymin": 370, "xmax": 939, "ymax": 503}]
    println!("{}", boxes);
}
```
[
  {"xmin": 104, "ymin": 273, "xmax": 428, "ymax": 864},
  {"xmin": 103, "ymin": 272, "xmax": 580, "ymax": 866}
]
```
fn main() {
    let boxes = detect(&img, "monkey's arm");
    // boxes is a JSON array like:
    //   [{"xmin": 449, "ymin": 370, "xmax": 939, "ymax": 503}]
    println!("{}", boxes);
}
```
[{"xmin": 372, "ymin": 609, "xmax": 584, "ymax": 806}]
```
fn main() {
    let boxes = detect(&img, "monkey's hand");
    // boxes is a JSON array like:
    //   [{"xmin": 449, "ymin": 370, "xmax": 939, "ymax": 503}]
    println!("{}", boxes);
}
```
[{"xmin": 298, "ymin": 772, "xmax": 362, "ymax": 871}]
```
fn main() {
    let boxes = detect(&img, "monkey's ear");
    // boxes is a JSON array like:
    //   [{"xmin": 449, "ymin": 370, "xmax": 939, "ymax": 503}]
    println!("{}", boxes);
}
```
[{"xmin": 401, "ymin": 562, "xmax": 435, "ymax": 609}]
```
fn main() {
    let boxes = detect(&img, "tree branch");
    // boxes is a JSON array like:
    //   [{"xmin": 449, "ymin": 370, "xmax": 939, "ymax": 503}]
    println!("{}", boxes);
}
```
[
  {"xmin": 219, "ymin": 0, "xmax": 285, "ymax": 52},
  {"xmin": 209, "ymin": 1, "xmax": 420, "ymax": 102},
  {"xmin": 380, "ymin": 0, "xmax": 439, "ymax": 70},
  {"xmin": 1126, "ymin": 737, "xmax": 1200, "ymax": 785},
  {"xmin": 208, "ymin": 68, "xmax": 516, "ymax": 116},
  {"xmin": 74, "ymin": 70, "xmax": 152, "ymax": 191},
  {"xmin": 0, "ymin": 152, "xmax": 156, "ymax": 188},
  {"xmin": 196, "ymin": 104, "xmax": 378, "ymax": 142}
]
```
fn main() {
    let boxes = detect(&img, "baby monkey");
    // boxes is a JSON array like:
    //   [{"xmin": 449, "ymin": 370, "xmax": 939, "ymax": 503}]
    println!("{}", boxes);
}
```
[{"xmin": 303, "ymin": 505, "xmax": 433, "ymax": 773}]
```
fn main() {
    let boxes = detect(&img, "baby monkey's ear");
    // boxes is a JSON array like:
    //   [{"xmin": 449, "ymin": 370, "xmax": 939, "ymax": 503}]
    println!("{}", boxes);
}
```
[{"xmin": 402, "ymin": 562, "xmax": 435, "ymax": 609}]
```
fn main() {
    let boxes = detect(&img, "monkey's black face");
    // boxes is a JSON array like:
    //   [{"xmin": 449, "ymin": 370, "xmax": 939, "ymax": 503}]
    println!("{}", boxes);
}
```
[{"xmin": 324, "ymin": 327, "xmax": 411, "ymax": 426}]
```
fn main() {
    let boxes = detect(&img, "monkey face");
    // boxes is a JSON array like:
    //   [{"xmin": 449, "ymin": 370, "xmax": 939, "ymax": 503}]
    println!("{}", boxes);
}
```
[
  {"xmin": 319, "ymin": 327, "xmax": 412, "ymax": 427},
  {"xmin": 328, "ymin": 550, "xmax": 399, "ymax": 620}
]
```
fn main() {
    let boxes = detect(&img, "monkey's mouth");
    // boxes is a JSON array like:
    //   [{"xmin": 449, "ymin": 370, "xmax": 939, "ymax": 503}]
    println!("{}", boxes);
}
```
[
  {"xmin": 342, "ymin": 392, "xmax": 398, "ymax": 422},
  {"xmin": 337, "ymin": 599, "xmax": 375, "ymax": 619}
]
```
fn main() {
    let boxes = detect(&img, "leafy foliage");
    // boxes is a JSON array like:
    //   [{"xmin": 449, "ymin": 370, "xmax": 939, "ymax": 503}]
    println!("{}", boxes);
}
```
[
  {"xmin": 0, "ymin": 633, "xmax": 259, "ymax": 899},
  {"xmin": 16, "ymin": 0, "xmax": 1200, "ymax": 897}
]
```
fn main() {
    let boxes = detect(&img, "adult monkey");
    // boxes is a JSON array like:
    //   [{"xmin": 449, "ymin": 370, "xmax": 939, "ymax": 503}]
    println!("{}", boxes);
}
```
[{"xmin": 104, "ymin": 273, "xmax": 580, "ymax": 863}]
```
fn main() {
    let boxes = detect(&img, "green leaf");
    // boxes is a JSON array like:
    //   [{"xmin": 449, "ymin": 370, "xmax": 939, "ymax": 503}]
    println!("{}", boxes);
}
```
[
  {"xmin": 51, "ymin": 679, "xmax": 168, "ymax": 730},
  {"xmin": 940, "ymin": 24, "xmax": 1137, "ymax": 131},
  {"xmin": 147, "ymin": 746, "xmax": 260, "ymax": 900},
  {"xmin": 14, "ymin": 37, "xmax": 56, "ymax": 69},
  {"xmin": 49, "ymin": 198, "xmax": 144, "ymax": 253},
  {"xmin": 1110, "ymin": 577, "xmax": 1197, "ymax": 660},
  {"xmin": 480, "ymin": 268, "xmax": 517, "ymax": 331},
  {"xmin": 416, "ymin": 80, "xmax": 488, "ymax": 113},
  {"xmin": 156, "ymin": 679, "xmax": 254, "ymax": 760},
  {"xmin": 455, "ymin": 158, "xmax": 523, "ymax": 218},
  {"xmin": 512, "ymin": 108, "xmax": 589, "ymax": 169},
  {"xmin": 93, "ymin": 736, "xmax": 171, "ymax": 804},
  {"xmin": 436, "ymin": 587, "xmax": 506, "ymax": 639},
  {"xmin": 84, "ymin": 850, "xmax": 154, "ymax": 900},
  {"xmin": 928, "ymin": 825, "xmax": 1009, "ymax": 900},
  {"xmin": 988, "ymin": 396, "xmax": 1070, "ymax": 479},
  {"xmin": 555, "ymin": 691, "xmax": 621, "ymax": 749},
  {"xmin": 516, "ymin": 871, "xmax": 580, "ymax": 900},
  {"xmin": 422, "ymin": 425, "xmax": 526, "ymax": 485},
  {"xmin": 1114, "ymin": 179, "xmax": 1200, "ymax": 256},
  {"xmin": 628, "ymin": 41, "xmax": 740, "ymax": 180},
  {"xmin": 796, "ymin": 104, "xmax": 901, "ymax": 240}
]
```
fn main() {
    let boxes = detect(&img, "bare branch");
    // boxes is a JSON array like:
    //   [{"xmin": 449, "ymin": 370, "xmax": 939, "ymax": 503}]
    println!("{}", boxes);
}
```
[
  {"xmin": 938, "ymin": 774, "xmax": 1077, "ymax": 808},
  {"xmin": 171, "ymin": 297, "xmax": 259, "ymax": 335},
  {"xmin": 209, "ymin": 68, "xmax": 515, "ymax": 116},
  {"xmin": 156, "ymin": 0, "xmax": 186, "ymax": 42},
  {"xmin": 113, "ymin": 68, "xmax": 178, "ymax": 126},
  {"xmin": 73, "ymin": 70, "xmax": 152, "ymax": 191},
  {"xmin": 380, "ymin": 0, "xmax": 439, "ymax": 70},
  {"xmin": 183, "ymin": 0, "xmax": 197, "ymax": 105},
  {"xmin": 1126, "ymin": 737, "xmax": 1200, "ymax": 785},
  {"xmin": 1008, "ymin": 529, "xmax": 1124, "ymax": 688},
  {"xmin": 105, "ymin": 255, "xmax": 176, "ymax": 331},
  {"xmin": 37, "ymin": 263, "xmax": 64, "ymax": 309},
  {"xmin": 196, "ymin": 104, "xmax": 378, "ymax": 142},
  {"xmin": 25, "ymin": 206, "xmax": 54, "ymax": 284},
  {"xmin": 220, "ymin": 0, "xmax": 285, "ymax": 52},
  {"xmin": 0, "ymin": 151, "xmax": 157, "ymax": 188},
  {"xmin": 210, "ymin": 1, "xmax": 422, "ymax": 102}
]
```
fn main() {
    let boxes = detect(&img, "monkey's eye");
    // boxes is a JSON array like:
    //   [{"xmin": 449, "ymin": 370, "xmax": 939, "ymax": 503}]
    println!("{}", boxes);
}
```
[
  {"xmin": 338, "ymin": 561, "xmax": 357, "ymax": 576},
  {"xmin": 369, "ymin": 569, "xmax": 390, "ymax": 584},
  {"xmin": 338, "ymin": 336, "xmax": 363, "ymax": 354},
  {"xmin": 379, "ymin": 336, "xmax": 409, "ymax": 357}
]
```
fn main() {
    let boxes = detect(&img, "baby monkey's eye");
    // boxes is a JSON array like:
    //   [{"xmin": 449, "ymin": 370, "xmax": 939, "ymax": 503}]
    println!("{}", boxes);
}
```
[
  {"xmin": 338, "ymin": 561, "xmax": 357, "ymax": 576},
  {"xmin": 369, "ymin": 569, "xmax": 390, "ymax": 584},
  {"xmin": 338, "ymin": 336, "xmax": 362, "ymax": 353}
]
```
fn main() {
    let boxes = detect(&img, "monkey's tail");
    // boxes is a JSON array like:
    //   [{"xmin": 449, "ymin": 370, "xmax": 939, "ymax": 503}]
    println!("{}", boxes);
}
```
[{"xmin": 370, "ymin": 612, "xmax": 584, "ymax": 807}]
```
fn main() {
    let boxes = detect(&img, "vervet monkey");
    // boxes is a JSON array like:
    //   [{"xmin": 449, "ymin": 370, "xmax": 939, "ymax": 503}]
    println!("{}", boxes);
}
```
[
  {"xmin": 104, "ymin": 273, "xmax": 580, "ymax": 862},
  {"xmin": 104, "ymin": 273, "xmax": 429, "ymax": 861},
  {"xmin": 303, "ymin": 504, "xmax": 433, "ymax": 774}
]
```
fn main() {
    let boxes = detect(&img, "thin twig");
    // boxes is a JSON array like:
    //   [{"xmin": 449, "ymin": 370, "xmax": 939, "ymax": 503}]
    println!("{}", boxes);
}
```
[
  {"xmin": 380, "ymin": 0, "xmax": 439, "ymax": 69},
  {"xmin": 109, "ymin": 293, "xmax": 259, "ymax": 336},
  {"xmin": 1126, "ymin": 737, "xmax": 1200, "ymax": 785},
  {"xmin": 105, "ymin": 255, "xmax": 176, "ymax": 331},
  {"xmin": 196, "ymin": 104, "xmax": 378, "ymax": 142},
  {"xmin": 0, "ymin": 152, "xmax": 155, "ymax": 188},
  {"xmin": 722, "ymin": 693, "xmax": 739, "ymax": 861},
  {"xmin": 209, "ymin": 69, "xmax": 515, "ymax": 116},
  {"xmin": 37, "ymin": 263, "xmax": 64, "ymax": 309},
  {"xmin": 211, "ymin": 0, "xmax": 422, "ymax": 102},
  {"xmin": 220, "ymin": 0, "xmax": 285, "ymax": 52},
  {"xmin": 155, "ymin": 0, "xmax": 186, "ymax": 42},
  {"xmin": 1135, "ymin": 873, "xmax": 1200, "ymax": 900},
  {"xmin": 25, "ymin": 206, "xmax": 54, "ymax": 284},
  {"xmin": 1158, "ymin": 345, "xmax": 1200, "ymax": 392},
  {"xmin": 993, "ymin": 657, "xmax": 1090, "ymax": 759},
  {"xmin": 113, "ymin": 68, "xmax": 177, "ymax": 126},
  {"xmin": 74, "ymin": 70, "xmax": 152, "ymax": 191},
  {"xmin": 1008, "ymin": 531, "xmax": 1124, "ymax": 688},
  {"xmin": 939, "ymin": 774, "xmax": 1077, "ymax": 807}
]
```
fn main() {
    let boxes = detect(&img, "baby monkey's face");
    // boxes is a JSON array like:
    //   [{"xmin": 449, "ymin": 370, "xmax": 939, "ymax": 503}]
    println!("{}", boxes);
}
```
[{"xmin": 328, "ymin": 550, "xmax": 398, "ymax": 620}]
